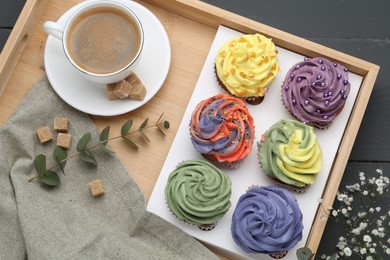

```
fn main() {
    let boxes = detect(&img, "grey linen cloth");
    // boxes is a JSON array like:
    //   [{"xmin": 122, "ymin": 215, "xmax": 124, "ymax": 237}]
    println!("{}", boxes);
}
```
[{"xmin": 0, "ymin": 77, "xmax": 218, "ymax": 260}]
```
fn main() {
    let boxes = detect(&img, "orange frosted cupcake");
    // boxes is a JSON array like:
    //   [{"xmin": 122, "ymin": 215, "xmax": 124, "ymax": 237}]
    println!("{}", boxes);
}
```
[
  {"xmin": 215, "ymin": 34, "xmax": 280, "ymax": 105},
  {"xmin": 189, "ymin": 93, "xmax": 255, "ymax": 168}
]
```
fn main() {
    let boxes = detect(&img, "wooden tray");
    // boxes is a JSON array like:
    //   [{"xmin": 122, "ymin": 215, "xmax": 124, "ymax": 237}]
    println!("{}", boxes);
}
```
[{"xmin": 0, "ymin": 0, "xmax": 379, "ymax": 257}]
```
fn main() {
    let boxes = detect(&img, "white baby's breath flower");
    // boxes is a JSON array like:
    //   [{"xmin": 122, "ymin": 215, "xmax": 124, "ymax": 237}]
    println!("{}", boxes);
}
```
[
  {"xmin": 376, "ymin": 207, "xmax": 381, "ymax": 212},
  {"xmin": 363, "ymin": 235, "xmax": 372, "ymax": 243},
  {"xmin": 369, "ymin": 248, "xmax": 376, "ymax": 253},
  {"xmin": 359, "ymin": 222, "xmax": 368, "ymax": 230},
  {"xmin": 363, "ymin": 190, "xmax": 368, "ymax": 195},
  {"xmin": 386, "ymin": 248, "xmax": 390, "ymax": 254},
  {"xmin": 344, "ymin": 247, "xmax": 352, "ymax": 256},
  {"xmin": 351, "ymin": 228, "xmax": 361, "ymax": 235},
  {"xmin": 366, "ymin": 256, "xmax": 373, "ymax": 260},
  {"xmin": 372, "ymin": 229, "xmax": 379, "ymax": 236},
  {"xmin": 369, "ymin": 207, "xmax": 375, "ymax": 213},
  {"xmin": 360, "ymin": 248, "xmax": 367, "ymax": 254},
  {"xmin": 332, "ymin": 210, "xmax": 338, "ymax": 217}
]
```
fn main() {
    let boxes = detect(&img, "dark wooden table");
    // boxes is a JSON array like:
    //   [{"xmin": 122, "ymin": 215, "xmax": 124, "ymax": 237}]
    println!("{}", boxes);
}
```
[{"xmin": 2, "ymin": 0, "xmax": 389, "ymax": 259}]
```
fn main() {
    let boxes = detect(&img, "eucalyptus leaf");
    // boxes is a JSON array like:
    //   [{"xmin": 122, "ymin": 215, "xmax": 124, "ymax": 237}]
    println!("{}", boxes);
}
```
[
  {"xmin": 156, "ymin": 112, "xmax": 164, "ymax": 124},
  {"xmin": 77, "ymin": 132, "xmax": 92, "ymax": 152},
  {"xmin": 296, "ymin": 247, "xmax": 314, "ymax": 260},
  {"xmin": 138, "ymin": 118, "xmax": 148, "ymax": 131},
  {"xmin": 156, "ymin": 125, "xmax": 166, "ymax": 136},
  {"xmin": 33, "ymin": 154, "xmax": 46, "ymax": 175},
  {"xmin": 79, "ymin": 151, "xmax": 97, "ymax": 166},
  {"xmin": 121, "ymin": 120, "xmax": 133, "ymax": 137},
  {"xmin": 53, "ymin": 147, "xmax": 67, "ymax": 174},
  {"xmin": 123, "ymin": 137, "xmax": 138, "ymax": 149},
  {"xmin": 99, "ymin": 126, "xmax": 110, "ymax": 145},
  {"xmin": 139, "ymin": 131, "xmax": 151, "ymax": 142},
  {"xmin": 39, "ymin": 170, "xmax": 60, "ymax": 187},
  {"xmin": 163, "ymin": 120, "xmax": 170, "ymax": 129}
]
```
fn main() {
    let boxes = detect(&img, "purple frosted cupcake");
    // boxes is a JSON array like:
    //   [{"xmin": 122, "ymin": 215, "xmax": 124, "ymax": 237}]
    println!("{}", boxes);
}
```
[
  {"xmin": 281, "ymin": 57, "xmax": 351, "ymax": 129},
  {"xmin": 231, "ymin": 186, "xmax": 303, "ymax": 258}
]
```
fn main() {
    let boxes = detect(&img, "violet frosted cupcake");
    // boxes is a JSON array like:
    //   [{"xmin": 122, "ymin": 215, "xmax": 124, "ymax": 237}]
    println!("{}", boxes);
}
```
[
  {"xmin": 215, "ymin": 34, "xmax": 280, "ymax": 105},
  {"xmin": 231, "ymin": 185, "xmax": 303, "ymax": 258},
  {"xmin": 258, "ymin": 119, "xmax": 322, "ymax": 192},
  {"xmin": 189, "ymin": 93, "xmax": 255, "ymax": 168},
  {"xmin": 281, "ymin": 57, "xmax": 351, "ymax": 129},
  {"xmin": 165, "ymin": 160, "xmax": 232, "ymax": 230}
]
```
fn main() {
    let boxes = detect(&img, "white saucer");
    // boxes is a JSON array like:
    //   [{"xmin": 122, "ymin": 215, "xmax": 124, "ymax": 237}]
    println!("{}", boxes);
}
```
[{"xmin": 44, "ymin": 0, "xmax": 171, "ymax": 116}]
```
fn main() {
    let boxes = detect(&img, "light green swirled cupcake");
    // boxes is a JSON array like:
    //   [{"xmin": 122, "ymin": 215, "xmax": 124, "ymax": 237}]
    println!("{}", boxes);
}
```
[
  {"xmin": 258, "ymin": 119, "xmax": 322, "ymax": 190},
  {"xmin": 165, "ymin": 160, "xmax": 232, "ymax": 228}
]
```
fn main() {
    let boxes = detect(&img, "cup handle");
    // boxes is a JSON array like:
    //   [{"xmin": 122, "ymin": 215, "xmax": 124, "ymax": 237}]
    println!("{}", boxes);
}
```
[{"xmin": 43, "ymin": 21, "xmax": 64, "ymax": 41}]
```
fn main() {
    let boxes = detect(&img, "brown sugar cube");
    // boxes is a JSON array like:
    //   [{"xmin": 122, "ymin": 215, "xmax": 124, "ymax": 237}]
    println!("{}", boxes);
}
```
[
  {"xmin": 54, "ymin": 117, "xmax": 69, "ymax": 132},
  {"xmin": 106, "ymin": 84, "xmax": 120, "ymax": 100},
  {"xmin": 57, "ymin": 133, "xmax": 72, "ymax": 149},
  {"xmin": 128, "ymin": 83, "xmax": 147, "ymax": 101},
  {"xmin": 36, "ymin": 126, "xmax": 53, "ymax": 144},
  {"xmin": 125, "ymin": 73, "xmax": 142, "ymax": 85},
  {"xmin": 113, "ymin": 80, "xmax": 132, "ymax": 98},
  {"xmin": 89, "ymin": 179, "xmax": 105, "ymax": 197}
]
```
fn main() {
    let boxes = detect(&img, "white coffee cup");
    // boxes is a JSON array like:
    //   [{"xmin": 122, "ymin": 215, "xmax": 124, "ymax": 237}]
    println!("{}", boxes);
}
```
[{"xmin": 44, "ymin": 0, "xmax": 144, "ymax": 84}]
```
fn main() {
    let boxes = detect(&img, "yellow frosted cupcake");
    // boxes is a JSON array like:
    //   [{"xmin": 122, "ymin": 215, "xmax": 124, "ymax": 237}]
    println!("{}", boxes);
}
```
[{"xmin": 215, "ymin": 33, "xmax": 280, "ymax": 105}]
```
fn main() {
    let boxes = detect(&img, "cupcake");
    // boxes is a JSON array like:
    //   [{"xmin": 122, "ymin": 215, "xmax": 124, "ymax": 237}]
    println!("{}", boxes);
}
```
[
  {"xmin": 164, "ymin": 159, "xmax": 232, "ymax": 230},
  {"xmin": 231, "ymin": 185, "xmax": 303, "ymax": 258},
  {"xmin": 189, "ymin": 93, "xmax": 255, "ymax": 168},
  {"xmin": 215, "ymin": 34, "xmax": 280, "ymax": 105},
  {"xmin": 258, "ymin": 119, "xmax": 322, "ymax": 192},
  {"xmin": 281, "ymin": 57, "xmax": 351, "ymax": 128}
]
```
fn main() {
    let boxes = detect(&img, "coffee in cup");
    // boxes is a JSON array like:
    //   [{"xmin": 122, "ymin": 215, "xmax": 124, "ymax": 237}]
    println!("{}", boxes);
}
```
[{"xmin": 44, "ymin": 1, "xmax": 144, "ymax": 84}]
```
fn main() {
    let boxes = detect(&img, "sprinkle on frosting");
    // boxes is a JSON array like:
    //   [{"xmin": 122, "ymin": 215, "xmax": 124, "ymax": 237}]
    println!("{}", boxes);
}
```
[
  {"xmin": 231, "ymin": 186, "xmax": 303, "ymax": 254},
  {"xmin": 215, "ymin": 34, "xmax": 280, "ymax": 98},
  {"xmin": 165, "ymin": 160, "xmax": 232, "ymax": 225},
  {"xmin": 259, "ymin": 119, "xmax": 322, "ymax": 188},
  {"xmin": 281, "ymin": 57, "xmax": 351, "ymax": 128},
  {"xmin": 190, "ymin": 93, "xmax": 255, "ymax": 163}
]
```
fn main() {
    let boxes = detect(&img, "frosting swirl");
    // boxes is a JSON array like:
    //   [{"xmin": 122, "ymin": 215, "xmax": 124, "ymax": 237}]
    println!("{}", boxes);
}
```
[
  {"xmin": 231, "ymin": 186, "xmax": 303, "ymax": 254},
  {"xmin": 190, "ymin": 93, "xmax": 255, "ymax": 163},
  {"xmin": 165, "ymin": 160, "xmax": 232, "ymax": 225},
  {"xmin": 259, "ymin": 119, "xmax": 322, "ymax": 188},
  {"xmin": 281, "ymin": 57, "xmax": 351, "ymax": 128},
  {"xmin": 215, "ymin": 34, "xmax": 280, "ymax": 98}
]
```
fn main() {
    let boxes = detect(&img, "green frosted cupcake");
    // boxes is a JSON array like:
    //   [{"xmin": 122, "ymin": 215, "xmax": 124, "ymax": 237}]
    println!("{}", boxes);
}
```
[
  {"xmin": 165, "ymin": 159, "xmax": 232, "ymax": 230},
  {"xmin": 258, "ymin": 119, "xmax": 322, "ymax": 192}
]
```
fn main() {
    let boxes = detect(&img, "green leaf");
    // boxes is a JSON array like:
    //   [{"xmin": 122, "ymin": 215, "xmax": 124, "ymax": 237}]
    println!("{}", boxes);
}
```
[
  {"xmin": 138, "ymin": 118, "xmax": 149, "ymax": 131},
  {"xmin": 77, "ymin": 132, "xmax": 92, "ymax": 153},
  {"xmin": 156, "ymin": 112, "xmax": 164, "ymax": 124},
  {"xmin": 139, "ymin": 131, "xmax": 151, "ymax": 142},
  {"xmin": 53, "ymin": 147, "xmax": 67, "ymax": 174},
  {"xmin": 296, "ymin": 247, "xmax": 314, "ymax": 260},
  {"xmin": 121, "ymin": 120, "xmax": 133, "ymax": 137},
  {"xmin": 99, "ymin": 126, "xmax": 110, "ymax": 145},
  {"xmin": 156, "ymin": 125, "xmax": 166, "ymax": 136},
  {"xmin": 329, "ymin": 254, "xmax": 337, "ymax": 260},
  {"xmin": 33, "ymin": 154, "xmax": 46, "ymax": 175},
  {"xmin": 79, "ymin": 151, "xmax": 97, "ymax": 166},
  {"xmin": 163, "ymin": 120, "xmax": 170, "ymax": 129},
  {"xmin": 99, "ymin": 126, "xmax": 114, "ymax": 153},
  {"xmin": 123, "ymin": 137, "xmax": 138, "ymax": 149},
  {"xmin": 39, "ymin": 170, "xmax": 60, "ymax": 187}
]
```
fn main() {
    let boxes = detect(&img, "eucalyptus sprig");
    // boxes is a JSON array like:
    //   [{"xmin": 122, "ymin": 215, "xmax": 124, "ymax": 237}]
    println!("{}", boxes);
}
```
[{"xmin": 29, "ymin": 112, "xmax": 170, "ymax": 187}]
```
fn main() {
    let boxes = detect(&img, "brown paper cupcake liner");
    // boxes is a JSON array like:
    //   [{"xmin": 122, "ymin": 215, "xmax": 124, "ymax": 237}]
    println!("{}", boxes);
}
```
[
  {"xmin": 269, "ymin": 251, "xmax": 288, "ymax": 259},
  {"xmin": 201, "ymin": 153, "xmax": 245, "ymax": 169}
]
